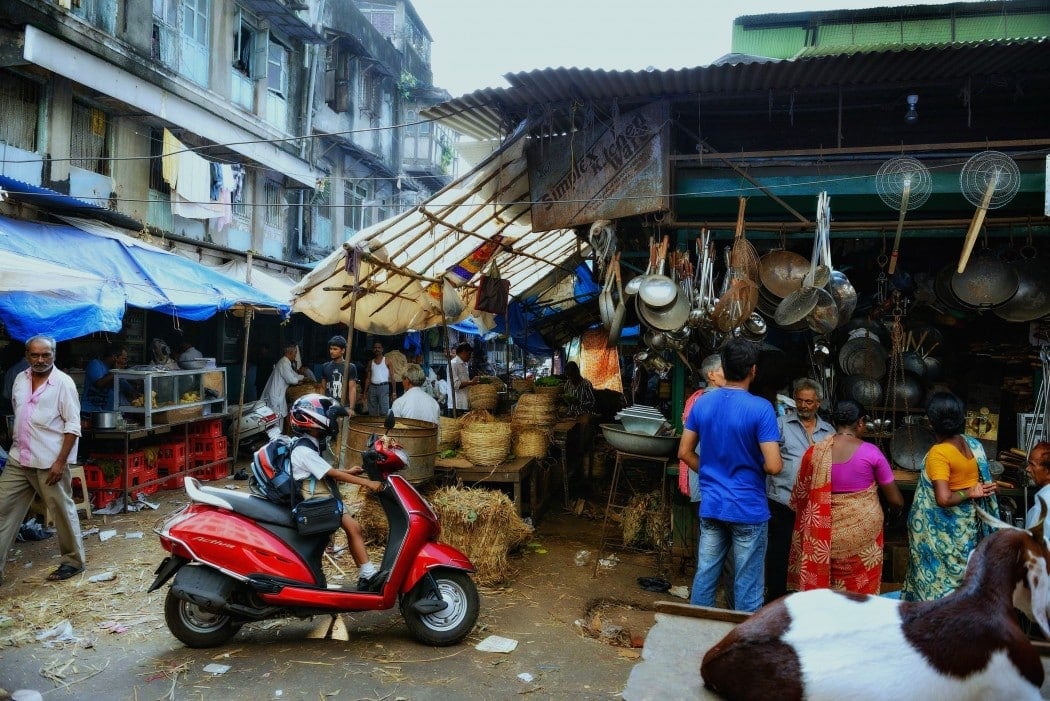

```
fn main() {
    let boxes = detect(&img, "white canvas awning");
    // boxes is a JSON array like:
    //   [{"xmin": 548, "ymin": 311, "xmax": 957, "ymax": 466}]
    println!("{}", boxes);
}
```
[{"xmin": 292, "ymin": 122, "xmax": 589, "ymax": 335}]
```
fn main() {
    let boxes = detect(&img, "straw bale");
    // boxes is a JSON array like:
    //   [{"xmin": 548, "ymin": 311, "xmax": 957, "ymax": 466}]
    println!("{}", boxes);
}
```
[
  {"xmin": 622, "ymin": 492, "xmax": 664, "ymax": 548},
  {"xmin": 458, "ymin": 409, "xmax": 494, "ymax": 428},
  {"xmin": 428, "ymin": 486, "xmax": 532, "ymax": 586}
]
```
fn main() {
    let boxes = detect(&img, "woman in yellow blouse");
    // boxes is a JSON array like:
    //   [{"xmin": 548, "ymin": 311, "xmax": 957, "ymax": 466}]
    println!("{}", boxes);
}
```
[{"xmin": 900, "ymin": 391, "xmax": 999, "ymax": 601}]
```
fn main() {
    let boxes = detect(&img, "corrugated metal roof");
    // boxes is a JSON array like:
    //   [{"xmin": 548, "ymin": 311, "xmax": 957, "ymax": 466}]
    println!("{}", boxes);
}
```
[{"xmin": 422, "ymin": 39, "xmax": 1049, "ymax": 141}]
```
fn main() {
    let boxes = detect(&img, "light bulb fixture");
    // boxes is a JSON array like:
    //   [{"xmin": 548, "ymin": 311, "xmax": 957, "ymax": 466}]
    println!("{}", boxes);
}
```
[{"xmin": 904, "ymin": 94, "xmax": 919, "ymax": 124}]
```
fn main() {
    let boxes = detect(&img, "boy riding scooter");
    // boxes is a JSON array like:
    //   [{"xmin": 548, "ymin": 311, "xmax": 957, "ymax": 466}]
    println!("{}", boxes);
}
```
[{"xmin": 287, "ymin": 394, "xmax": 382, "ymax": 590}]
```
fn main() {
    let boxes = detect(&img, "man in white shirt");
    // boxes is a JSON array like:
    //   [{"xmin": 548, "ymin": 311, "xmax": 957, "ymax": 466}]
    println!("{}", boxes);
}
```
[
  {"xmin": 1026, "ymin": 441, "xmax": 1050, "ymax": 527},
  {"xmin": 391, "ymin": 364, "xmax": 441, "ymax": 425},
  {"xmin": 450, "ymin": 342, "xmax": 477, "ymax": 415},
  {"xmin": 0, "ymin": 334, "xmax": 85, "ymax": 585},
  {"xmin": 262, "ymin": 342, "xmax": 307, "ymax": 426}
]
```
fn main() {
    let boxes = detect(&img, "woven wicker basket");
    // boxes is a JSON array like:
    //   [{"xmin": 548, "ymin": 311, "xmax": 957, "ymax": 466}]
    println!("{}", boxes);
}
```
[
  {"xmin": 533, "ymin": 384, "xmax": 563, "ymax": 397},
  {"xmin": 287, "ymin": 381, "xmax": 321, "ymax": 403},
  {"xmin": 468, "ymin": 383, "xmax": 499, "ymax": 411},
  {"xmin": 158, "ymin": 405, "xmax": 204, "ymax": 424},
  {"xmin": 460, "ymin": 421, "xmax": 512, "ymax": 466},
  {"xmin": 512, "ymin": 401, "xmax": 559, "ymax": 429},
  {"xmin": 438, "ymin": 416, "xmax": 461, "ymax": 450},
  {"xmin": 511, "ymin": 378, "xmax": 534, "ymax": 393},
  {"xmin": 513, "ymin": 427, "xmax": 549, "ymax": 459}
]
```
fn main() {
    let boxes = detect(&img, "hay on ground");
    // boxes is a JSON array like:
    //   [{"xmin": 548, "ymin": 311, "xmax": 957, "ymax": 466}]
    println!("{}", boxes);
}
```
[
  {"xmin": 428, "ymin": 486, "xmax": 532, "ymax": 587},
  {"xmin": 621, "ymin": 492, "xmax": 664, "ymax": 548}
]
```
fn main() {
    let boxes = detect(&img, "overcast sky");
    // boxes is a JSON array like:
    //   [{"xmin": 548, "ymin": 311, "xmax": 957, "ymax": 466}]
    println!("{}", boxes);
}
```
[{"xmin": 410, "ymin": 0, "xmax": 970, "ymax": 97}]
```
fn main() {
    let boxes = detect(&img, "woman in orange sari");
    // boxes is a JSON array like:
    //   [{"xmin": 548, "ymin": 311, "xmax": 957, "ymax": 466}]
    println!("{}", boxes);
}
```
[{"xmin": 788, "ymin": 400, "xmax": 904, "ymax": 594}]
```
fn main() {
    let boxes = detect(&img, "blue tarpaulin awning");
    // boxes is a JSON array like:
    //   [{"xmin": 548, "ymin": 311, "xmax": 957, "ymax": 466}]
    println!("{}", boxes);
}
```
[{"xmin": 0, "ymin": 215, "xmax": 289, "ymax": 341}]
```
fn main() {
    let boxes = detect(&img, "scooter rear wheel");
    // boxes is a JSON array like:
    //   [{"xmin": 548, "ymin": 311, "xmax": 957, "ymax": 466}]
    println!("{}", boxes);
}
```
[
  {"xmin": 165, "ymin": 590, "xmax": 241, "ymax": 648},
  {"xmin": 400, "ymin": 569, "xmax": 479, "ymax": 646}
]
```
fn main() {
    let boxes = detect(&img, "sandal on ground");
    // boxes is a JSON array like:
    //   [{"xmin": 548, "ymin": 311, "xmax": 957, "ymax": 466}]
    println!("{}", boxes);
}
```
[{"xmin": 47, "ymin": 564, "xmax": 83, "ymax": 581}]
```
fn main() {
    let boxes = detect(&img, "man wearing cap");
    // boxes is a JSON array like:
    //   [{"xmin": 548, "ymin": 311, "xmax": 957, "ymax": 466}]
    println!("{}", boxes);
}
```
[{"xmin": 320, "ymin": 335, "xmax": 356, "ymax": 414}]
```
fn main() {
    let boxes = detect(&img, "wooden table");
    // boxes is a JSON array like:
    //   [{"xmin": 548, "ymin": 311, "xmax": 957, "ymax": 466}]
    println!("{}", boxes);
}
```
[{"xmin": 435, "ymin": 455, "xmax": 539, "ymax": 518}]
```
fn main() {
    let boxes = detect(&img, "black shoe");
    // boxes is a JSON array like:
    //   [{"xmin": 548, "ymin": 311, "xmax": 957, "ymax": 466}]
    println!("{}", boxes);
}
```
[{"xmin": 357, "ymin": 572, "xmax": 383, "ymax": 592}]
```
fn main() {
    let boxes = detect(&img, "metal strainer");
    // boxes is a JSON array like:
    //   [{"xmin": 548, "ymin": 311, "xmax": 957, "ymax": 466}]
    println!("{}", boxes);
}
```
[
  {"xmin": 957, "ymin": 151, "xmax": 1021, "ymax": 273},
  {"xmin": 876, "ymin": 156, "xmax": 932, "ymax": 275}
]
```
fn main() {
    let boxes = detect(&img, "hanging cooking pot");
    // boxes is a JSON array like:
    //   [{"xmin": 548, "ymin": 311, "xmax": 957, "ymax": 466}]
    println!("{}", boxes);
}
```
[
  {"xmin": 827, "ymin": 270, "xmax": 858, "ymax": 323},
  {"xmin": 638, "ymin": 274, "xmax": 679, "ymax": 308},
  {"xmin": 644, "ymin": 329, "xmax": 667, "ymax": 351},
  {"xmin": 890, "ymin": 424, "xmax": 937, "ymax": 471},
  {"xmin": 805, "ymin": 288, "xmax": 839, "ymax": 335},
  {"xmin": 845, "ymin": 375, "xmax": 883, "ymax": 409},
  {"xmin": 887, "ymin": 373, "xmax": 924, "ymax": 410},
  {"xmin": 637, "ymin": 294, "xmax": 691, "ymax": 333},
  {"xmin": 838, "ymin": 336, "xmax": 888, "ymax": 379},
  {"xmin": 934, "ymin": 264, "xmax": 978, "ymax": 312},
  {"xmin": 759, "ymin": 250, "xmax": 809, "ymax": 298},
  {"xmin": 950, "ymin": 252, "xmax": 1019, "ymax": 308},
  {"xmin": 993, "ymin": 256, "xmax": 1050, "ymax": 322},
  {"xmin": 923, "ymin": 355, "xmax": 943, "ymax": 381},
  {"xmin": 901, "ymin": 351, "xmax": 926, "ymax": 377}
]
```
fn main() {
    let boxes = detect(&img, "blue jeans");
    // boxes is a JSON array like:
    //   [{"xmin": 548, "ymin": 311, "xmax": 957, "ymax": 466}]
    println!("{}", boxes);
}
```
[{"xmin": 691, "ymin": 518, "xmax": 768, "ymax": 612}]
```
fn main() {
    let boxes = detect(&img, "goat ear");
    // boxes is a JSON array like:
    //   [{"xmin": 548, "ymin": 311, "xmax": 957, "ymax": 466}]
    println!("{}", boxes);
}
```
[{"xmin": 975, "ymin": 505, "xmax": 1016, "ymax": 531}]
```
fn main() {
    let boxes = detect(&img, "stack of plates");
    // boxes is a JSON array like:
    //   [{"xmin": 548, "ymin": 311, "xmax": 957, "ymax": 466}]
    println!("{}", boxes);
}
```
[{"xmin": 615, "ymin": 405, "xmax": 670, "ymax": 436}]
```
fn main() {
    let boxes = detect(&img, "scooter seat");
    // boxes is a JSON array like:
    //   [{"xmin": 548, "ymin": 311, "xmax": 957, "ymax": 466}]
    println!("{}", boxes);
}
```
[{"xmin": 195, "ymin": 484, "xmax": 297, "ymax": 528}]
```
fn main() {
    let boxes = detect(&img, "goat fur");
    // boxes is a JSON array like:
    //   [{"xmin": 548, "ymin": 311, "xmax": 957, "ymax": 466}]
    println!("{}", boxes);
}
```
[{"xmin": 701, "ymin": 512, "xmax": 1050, "ymax": 701}]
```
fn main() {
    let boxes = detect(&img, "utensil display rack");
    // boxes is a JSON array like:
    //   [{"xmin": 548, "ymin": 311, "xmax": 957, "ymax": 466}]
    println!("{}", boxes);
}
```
[{"xmin": 85, "ymin": 368, "xmax": 230, "ymax": 509}]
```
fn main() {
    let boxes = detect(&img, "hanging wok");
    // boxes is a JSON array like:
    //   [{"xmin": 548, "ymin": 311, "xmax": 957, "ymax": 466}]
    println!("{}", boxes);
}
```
[
  {"xmin": 759, "ymin": 250, "xmax": 809, "ymax": 298},
  {"xmin": 950, "ymin": 253, "xmax": 1019, "ymax": 309},
  {"xmin": 827, "ymin": 270, "xmax": 858, "ymax": 323},
  {"xmin": 994, "ymin": 257, "xmax": 1050, "ymax": 322},
  {"xmin": 890, "ymin": 424, "xmax": 937, "ymax": 471},
  {"xmin": 844, "ymin": 375, "xmax": 883, "ymax": 409},
  {"xmin": 838, "ymin": 336, "xmax": 888, "ymax": 379}
]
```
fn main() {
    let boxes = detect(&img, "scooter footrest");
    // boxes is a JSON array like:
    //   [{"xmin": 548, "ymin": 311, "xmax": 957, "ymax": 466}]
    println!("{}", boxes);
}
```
[
  {"xmin": 412, "ymin": 598, "xmax": 450, "ymax": 615},
  {"xmin": 246, "ymin": 576, "xmax": 284, "ymax": 594}
]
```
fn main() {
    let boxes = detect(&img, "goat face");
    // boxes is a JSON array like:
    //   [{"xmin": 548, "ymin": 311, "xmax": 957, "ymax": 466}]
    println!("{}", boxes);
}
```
[{"xmin": 977, "ymin": 505, "xmax": 1050, "ymax": 637}]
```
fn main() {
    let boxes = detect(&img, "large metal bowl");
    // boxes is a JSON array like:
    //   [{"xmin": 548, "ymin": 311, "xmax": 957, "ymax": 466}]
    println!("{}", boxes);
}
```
[{"xmin": 600, "ymin": 423, "xmax": 678, "ymax": 457}]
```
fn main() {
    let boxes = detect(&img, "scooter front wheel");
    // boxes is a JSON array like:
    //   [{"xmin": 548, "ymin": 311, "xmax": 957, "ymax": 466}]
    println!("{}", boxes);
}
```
[
  {"xmin": 400, "ymin": 569, "xmax": 479, "ymax": 646},
  {"xmin": 164, "ymin": 590, "xmax": 241, "ymax": 648}
]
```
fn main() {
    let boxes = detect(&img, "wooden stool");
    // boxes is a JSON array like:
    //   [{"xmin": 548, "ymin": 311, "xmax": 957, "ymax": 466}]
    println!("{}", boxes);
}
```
[{"xmin": 33, "ymin": 464, "xmax": 91, "ymax": 526}]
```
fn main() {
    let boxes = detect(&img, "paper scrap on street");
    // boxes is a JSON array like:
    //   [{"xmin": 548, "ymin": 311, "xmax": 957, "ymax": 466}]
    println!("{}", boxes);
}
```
[
  {"xmin": 475, "ymin": 635, "xmax": 518, "ymax": 653},
  {"xmin": 203, "ymin": 663, "xmax": 231, "ymax": 675}
]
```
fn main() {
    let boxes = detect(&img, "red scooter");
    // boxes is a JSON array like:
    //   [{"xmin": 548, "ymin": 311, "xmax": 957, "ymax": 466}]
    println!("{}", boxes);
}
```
[{"xmin": 148, "ymin": 414, "xmax": 479, "ymax": 648}]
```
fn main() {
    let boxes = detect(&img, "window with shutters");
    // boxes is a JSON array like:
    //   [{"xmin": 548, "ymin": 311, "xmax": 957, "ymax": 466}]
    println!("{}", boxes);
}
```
[
  {"xmin": 0, "ymin": 72, "xmax": 42, "ymax": 152},
  {"xmin": 70, "ymin": 100, "xmax": 110, "ymax": 175},
  {"xmin": 266, "ymin": 37, "xmax": 289, "ymax": 130},
  {"xmin": 263, "ymin": 179, "xmax": 284, "ymax": 228},
  {"xmin": 344, "ymin": 181, "xmax": 369, "ymax": 236},
  {"xmin": 151, "ymin": 0, "xmax": 210, "ymax": 87},
  {"xmin": 231, "ymin": 12, "xmax": 258, "ymax": 111}
]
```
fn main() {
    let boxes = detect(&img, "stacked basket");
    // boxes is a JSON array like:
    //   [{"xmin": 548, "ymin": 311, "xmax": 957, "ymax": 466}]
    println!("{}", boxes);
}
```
[
  {"xmin": 438, "ymin": 416, "xmax": 461, "ymax": 451},
  {"xmin": 287, "ymin": 381, "xmax": 321, "ymax": 403},
  {"xmin": 513, "ymin": 428, "xmax": 550, "ymax": 459},
  {"xmin": 510, "ymin": 393, "xmax": 557, "ymax": 458},
  {"xmin": 460, "ymin": 421, "xmax": 513, "ymax": 466},
  {"xmin": 468, "ymin": 382, "xmax": 499, "ymax": 411}
]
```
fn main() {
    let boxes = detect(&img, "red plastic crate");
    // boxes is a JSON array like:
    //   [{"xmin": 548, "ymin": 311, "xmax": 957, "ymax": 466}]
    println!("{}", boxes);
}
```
[
  {"xmin": 192, "ymin": 436, "xmax": 229, "ymax": 462},
  {"xmin": 194, "ymin": 459, "xmax": 230, "ymax": 481},
  {"xmin": 156, "ymin": 442, "xmax": 188, "ymax": 466},
  {"xmin": 189, "ymin": 419, "xmax": 224, "ymax": 438},
  {"xmin": 159, "ymin": 469, "xmax": 186, "ymax": 491},
  {"xmin": 90, "ymin": 450, "xmax": 146, "ymax": 478}
]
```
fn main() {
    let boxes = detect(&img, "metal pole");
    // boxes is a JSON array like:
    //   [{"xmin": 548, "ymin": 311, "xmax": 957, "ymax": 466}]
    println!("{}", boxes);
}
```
[
  {"xmin": 232, "ymin": 252, "xmax": 254, "ymax": 463},
  {"xmin": 337, "ymin": 248, "xmax": 362, "ymax": 470}
]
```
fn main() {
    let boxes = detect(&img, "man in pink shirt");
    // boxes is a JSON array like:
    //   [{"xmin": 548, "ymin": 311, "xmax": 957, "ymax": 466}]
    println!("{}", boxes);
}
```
[{"xmin": 0, "ymin": 334, "xmax": 86, "ymax": 584}]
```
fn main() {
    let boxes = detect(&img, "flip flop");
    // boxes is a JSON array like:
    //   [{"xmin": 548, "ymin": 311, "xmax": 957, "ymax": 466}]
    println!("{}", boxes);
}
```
[
  {"xmin": 47, "ymin": 564, "xmax": 83, "ymax": 581},
  {"xmin": 637, "ymin": 576, "xmax": 671, "ymax": 593}
]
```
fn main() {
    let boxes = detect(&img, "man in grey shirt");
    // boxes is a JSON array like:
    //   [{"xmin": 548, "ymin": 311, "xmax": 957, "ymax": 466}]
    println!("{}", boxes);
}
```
[{"xmin": 765, "ymin": 377, "xmax": 834, "ymax": 602}]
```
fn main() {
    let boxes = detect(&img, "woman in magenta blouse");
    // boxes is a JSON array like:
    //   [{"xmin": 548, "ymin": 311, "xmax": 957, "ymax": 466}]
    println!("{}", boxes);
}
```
[{"xmin": 788, "ymin": 400, "xmax": 903, "ymax": 594}]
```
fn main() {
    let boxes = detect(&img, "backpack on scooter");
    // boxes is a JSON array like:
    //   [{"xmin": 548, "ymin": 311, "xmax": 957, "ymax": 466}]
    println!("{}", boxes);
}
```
[{"xmin": 249, "ymin": 435, "xmax": 304, "ymax": 505}]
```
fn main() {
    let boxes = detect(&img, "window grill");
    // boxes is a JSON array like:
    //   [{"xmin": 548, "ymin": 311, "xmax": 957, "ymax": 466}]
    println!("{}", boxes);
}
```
[
  {"xmin": 0, "ymin": 72, "xmax": 42, "ymax": 152},
  {"xmin": 70, "ymin": 100, "xmax": 110, "ymax": 175}
]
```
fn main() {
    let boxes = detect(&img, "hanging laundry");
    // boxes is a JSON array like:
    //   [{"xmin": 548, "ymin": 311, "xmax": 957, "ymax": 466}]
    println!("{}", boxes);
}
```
[
  {"xmin": 230, "ymin": 164, "xmax": 246, "ymax": 204},
  {"xmin": 209, "ymin": 162, "xmax": 222, "ymax": 201},
  {"xmin": 172, "ymin": 149, "xmax": 222, "ymax": 219},
  {"xmin": 215, "ymin": 163, "xmax": 236, "ymax": 230},
  {"xmin": 162, "ymin": 129, "xmax": 182, "ymax": 188}
]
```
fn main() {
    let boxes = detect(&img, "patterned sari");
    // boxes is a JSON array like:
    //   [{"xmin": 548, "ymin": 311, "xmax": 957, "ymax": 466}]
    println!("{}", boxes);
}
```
[
  {"xmin": 899, "ymin": 435, "xmax": 999, "ymax": 602},
  {"xmin": 788, "ymin": 436, "xmax": 886, "ymax": 594}
]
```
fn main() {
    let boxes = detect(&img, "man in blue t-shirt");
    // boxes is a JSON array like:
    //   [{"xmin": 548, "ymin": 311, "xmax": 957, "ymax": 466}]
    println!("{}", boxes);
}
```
[{"xmin": 678, "ymin": 338, "xmax": 782, "ymax": 612}]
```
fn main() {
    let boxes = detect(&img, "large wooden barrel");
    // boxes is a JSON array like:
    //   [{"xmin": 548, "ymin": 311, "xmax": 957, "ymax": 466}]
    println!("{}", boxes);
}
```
[{"xmin": 344, "ymin": 416, "xmax": 437, "ymax": 483}]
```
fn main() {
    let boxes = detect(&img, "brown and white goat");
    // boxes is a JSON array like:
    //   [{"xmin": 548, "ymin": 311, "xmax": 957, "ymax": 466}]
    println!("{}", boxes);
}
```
[{"xmin": 701, "ymin": 508, "xmax": 1050, "ymax": 701}]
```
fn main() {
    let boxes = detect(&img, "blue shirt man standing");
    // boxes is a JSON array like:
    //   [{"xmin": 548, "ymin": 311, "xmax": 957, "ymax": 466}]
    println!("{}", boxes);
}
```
[{"xmin": 678, "ymin": 338, "xmax": 782, "ymax": 612}]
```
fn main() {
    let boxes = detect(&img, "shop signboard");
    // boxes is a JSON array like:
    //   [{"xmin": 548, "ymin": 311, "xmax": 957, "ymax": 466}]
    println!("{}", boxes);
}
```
[{"xmin": 527, "ymin": 101, "xmax": 670, "ymax": 232}]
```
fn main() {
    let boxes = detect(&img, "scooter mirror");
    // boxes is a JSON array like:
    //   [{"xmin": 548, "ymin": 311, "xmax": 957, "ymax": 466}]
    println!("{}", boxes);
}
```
[{"xmin": 385, "ymin": 410, "xmax": 396, "ymax": 432}]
